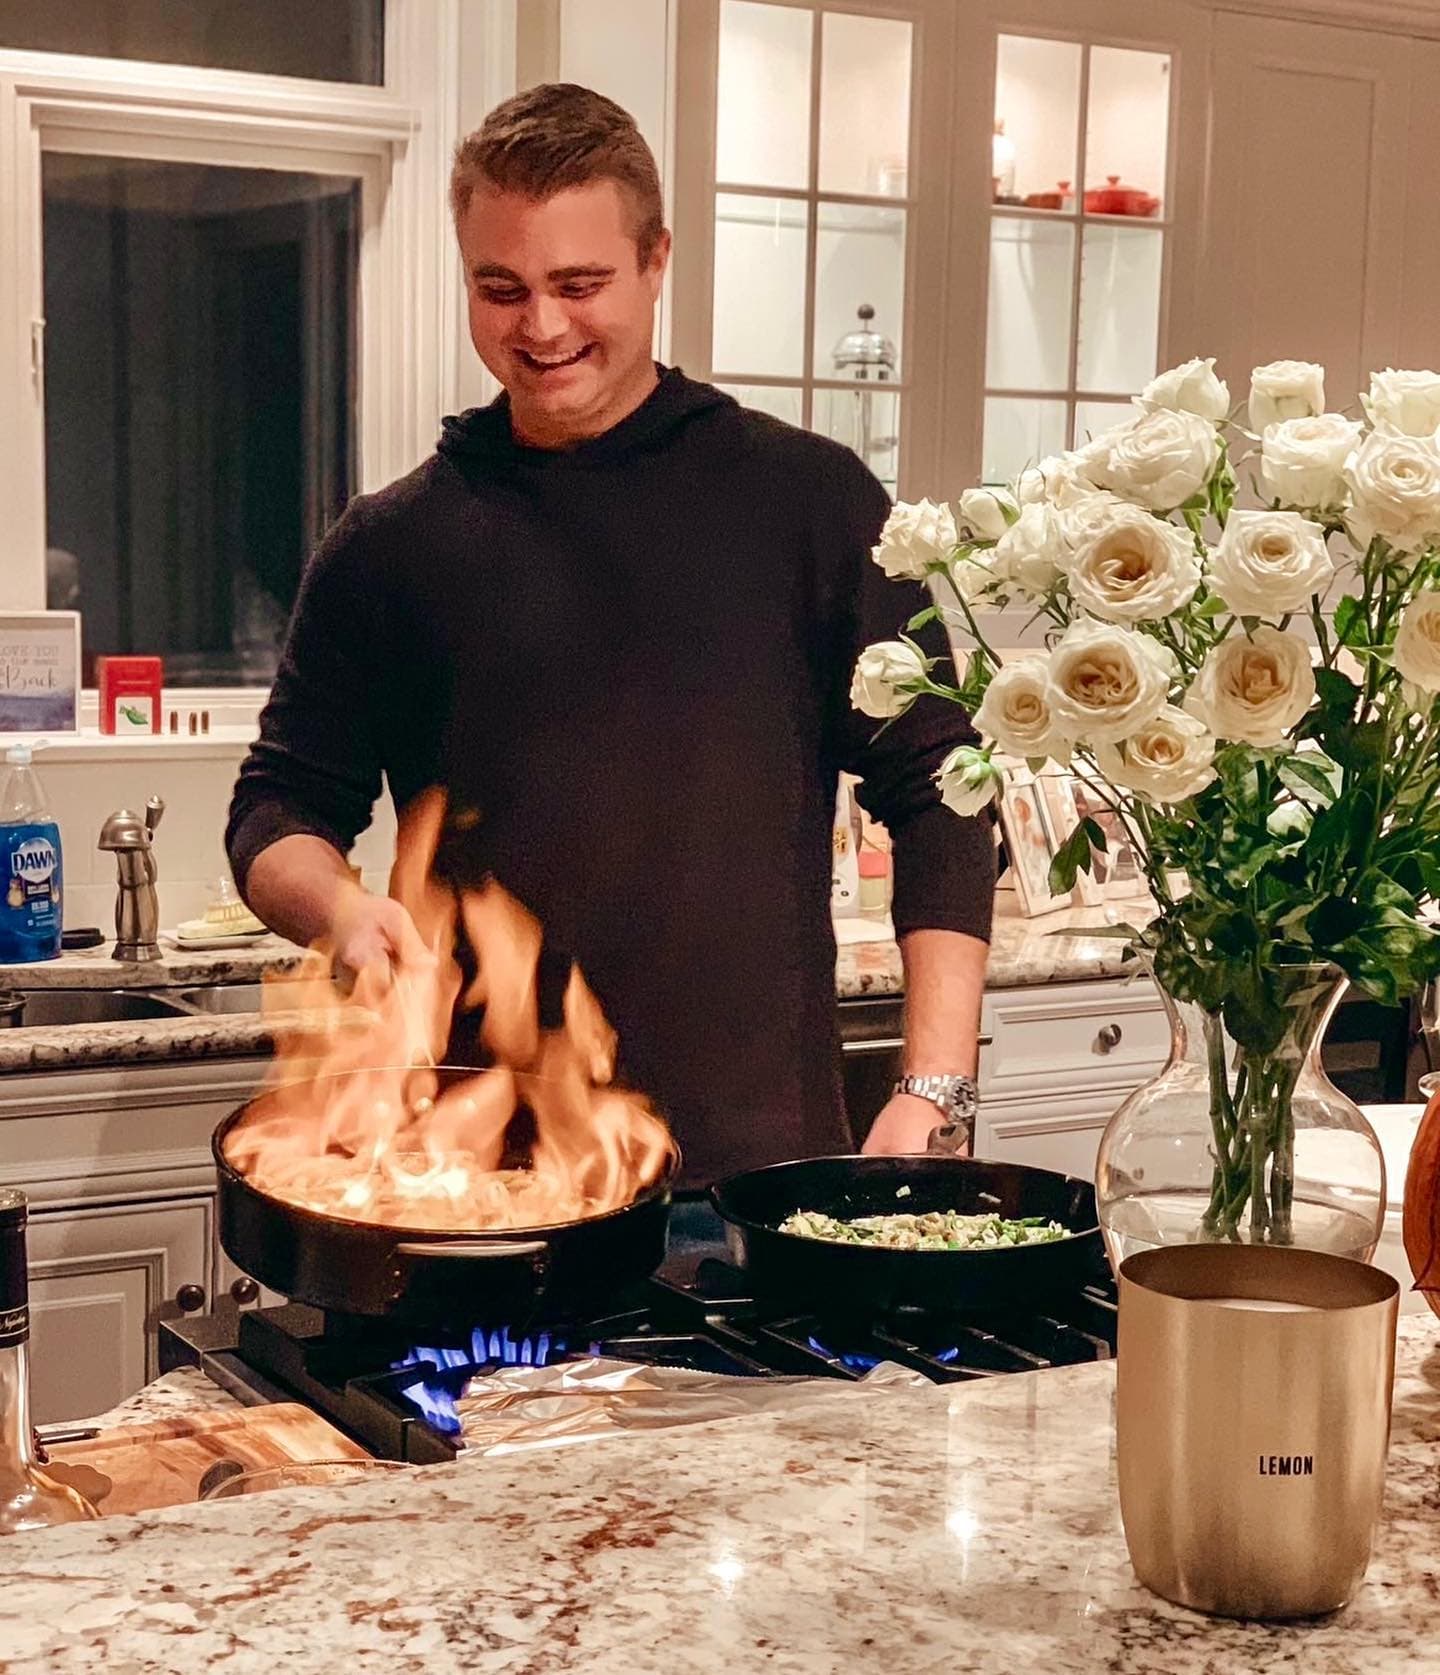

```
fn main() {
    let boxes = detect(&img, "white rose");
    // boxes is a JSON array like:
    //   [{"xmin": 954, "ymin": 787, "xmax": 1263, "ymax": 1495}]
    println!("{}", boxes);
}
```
[
  {"xmin": 948, "ymin": 548, "xmax": 1001, "ymax": 606},
  {"xmin": 1362, "ymin": 369, "xmax": 1440, "ymax": 438},
  {"xmin": 1207, "ymin": 510, "xmax": 1335, "ymax": 616},
  {"xmin": 1248, "ymin": 360, "xmax": 1326, "ymax": 431},
  {"xmin": 990, "ymin": 502, "xmax": 1067, "ymax": 597},
  {"xmin": 850, "ymin": 640, "xmax": 927, "ymax": 719},
  {"xmin": 972, "ymin": 658, "xmax": 1073, "ymax": 763},
  {"xmin": 1046, "ymin": 619, "xmax": 1176, "ymax": 745},
  {"xmin": 1392, "ymin": 589, "xmax": 1440, "ymax": 693},
  {"xmin": 1094, "ymin": 706, "xmax": 1218, "ymax": 804},
  {"xmin": 1058, "ymin": 490, "xmax": 1132, "ymax": 549},
  {"xmin": 1344, "ymin": 430, "xmax": 1440, "ymax": 553},
  {"xmin": 935, "ymin": 745, "xmax": 1004, "ymax": 818},
  {"xmin": 871, "ymin": 498, "xmax": 957, "ymax": 580},
  {"xmin": 1260, "ymin": 414, "xmax": 1361, "ymax": 510},
  {"xmin": 1184, "ymin": 627, "xmax": 1316, "ymax": 747},
  {"xmin": 958, "ymin": 487, "xmax": 1016, "ymax": 541},
  {"xmin": 1082, "ymin": 408, "xmax": 1220, "ymax": 513},
  {"xmin": 1139, "ymin": 358, "xmax": 1231, "ymax": 423},
  {"xmin": 1067, "ymin": 509, "xmax": 1202, "ymax": 624},
  {"xmin": 1016, "ymin": 452, "xmax": 1102, "ymax": 508}
]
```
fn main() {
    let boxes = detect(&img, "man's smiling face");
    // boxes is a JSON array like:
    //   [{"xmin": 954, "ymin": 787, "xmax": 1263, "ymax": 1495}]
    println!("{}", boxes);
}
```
[{"xmin": 457, "ymin": 178, "xmax": 670, "ymax": 448}]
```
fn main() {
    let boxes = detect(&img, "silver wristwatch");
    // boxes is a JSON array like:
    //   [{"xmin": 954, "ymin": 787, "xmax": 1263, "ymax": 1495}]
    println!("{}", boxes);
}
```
[{"xmin": 892, "ymin": 1072, "xmax": 978, "ymax": 1154}]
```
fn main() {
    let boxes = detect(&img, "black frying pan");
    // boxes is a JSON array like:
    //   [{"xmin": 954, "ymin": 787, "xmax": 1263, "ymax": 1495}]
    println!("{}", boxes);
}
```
[
  {"xmin": 214, "ymin": 1070, "xmax": 677, "ymax": 1331},
  {"xmin": 712, "ymin": 1154, "xmax": 1105, "ymax": 1314}
]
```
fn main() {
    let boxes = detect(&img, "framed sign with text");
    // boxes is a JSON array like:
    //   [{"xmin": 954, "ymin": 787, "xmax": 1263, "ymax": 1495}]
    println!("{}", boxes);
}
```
[{"xmin": 0, "ymin": 611, "xmax": 81, "ymax": 734}]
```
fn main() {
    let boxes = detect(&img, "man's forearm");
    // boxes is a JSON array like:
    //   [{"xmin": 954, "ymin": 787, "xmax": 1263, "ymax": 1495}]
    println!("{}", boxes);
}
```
[
  {"xmin": 243, "ymin": 833, "xmax": 356, "ymax": 948},
  {"xmin": 898, "ymin": 928, "xmax": 989, "ymax": 1075}
]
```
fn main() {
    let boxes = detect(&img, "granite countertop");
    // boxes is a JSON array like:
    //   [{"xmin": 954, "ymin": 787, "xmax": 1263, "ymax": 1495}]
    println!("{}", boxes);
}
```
[
  {"xmin": 835, "ymin": 891, "xmax": 1153, "ymax": 998},
  {"xmin": 0, "ymin": 895, "xmax": 1154, "ymax": 1074},
  {"xmin": 5, "ymin": 1316, "xmax": 1437, "ymax": 1673}
]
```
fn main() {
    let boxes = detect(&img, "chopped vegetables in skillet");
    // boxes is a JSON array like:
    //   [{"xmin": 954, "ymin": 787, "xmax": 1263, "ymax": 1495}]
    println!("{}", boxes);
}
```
[{"xmin": 778, "ymin": 1208, "xmax": 1068, "ymax": 1250}]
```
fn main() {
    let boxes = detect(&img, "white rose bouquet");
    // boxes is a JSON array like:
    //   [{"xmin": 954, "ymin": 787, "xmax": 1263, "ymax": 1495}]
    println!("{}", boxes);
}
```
[{"xmin": 856, "ymin": 360, "xmax": 1440, "ymax": 1249}]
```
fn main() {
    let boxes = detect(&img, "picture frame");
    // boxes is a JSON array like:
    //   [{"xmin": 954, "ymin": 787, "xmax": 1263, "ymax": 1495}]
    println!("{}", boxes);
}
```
[
  {"xmin": 997, "ymin": 767, "xmax": 1071, "ymax": 917},
  {"xmin": 0, "ymin": 611, "xmax": 81, "ymax": 735},
  {"xmin": 1064, "ymin": 770, "xmax": 1145, "ymax": 901}
]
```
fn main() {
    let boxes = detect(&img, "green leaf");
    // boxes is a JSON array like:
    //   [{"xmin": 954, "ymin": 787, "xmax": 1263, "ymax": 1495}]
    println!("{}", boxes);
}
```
[
  {"xmin": 1333, "ymin": 595, "xmax": 1368, "ymax": 649},
  {"xmin": 906, "ymin": 605, "xmax": 940, "ymax": 632},
  {"xmin": 1048, "ymin": 818, "xmax": 1096, "ymax": 893},
  {"xmin": 1081, "ymin": 815, "xmax": 1108, "ymax": 854},
  {"xmin": 1278, "ymin": 752, "xmax": 1340, "ymax": 806},
  {"xmin": 1313, "ymin": 667, "xmax": 1361, "ymax": 718}
]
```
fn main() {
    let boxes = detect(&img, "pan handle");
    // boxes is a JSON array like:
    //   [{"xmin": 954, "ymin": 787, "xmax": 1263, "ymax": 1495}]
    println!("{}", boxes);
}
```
[{"xmin": 394, "ymin": 1240, "xmax": 549, "ymax": 1259}]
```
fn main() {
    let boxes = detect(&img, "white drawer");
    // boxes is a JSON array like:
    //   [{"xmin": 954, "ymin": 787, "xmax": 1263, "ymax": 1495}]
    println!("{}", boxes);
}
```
[{"xmin": 980, "ymin": 977, "xmax": 1170, "ymax": 1100}]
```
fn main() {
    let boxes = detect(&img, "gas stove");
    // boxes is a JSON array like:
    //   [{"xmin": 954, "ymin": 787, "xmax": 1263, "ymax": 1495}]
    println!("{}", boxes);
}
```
[{"xmin": 162, "ymin": 1210, "xmax": 1116, "ymax": 1465}]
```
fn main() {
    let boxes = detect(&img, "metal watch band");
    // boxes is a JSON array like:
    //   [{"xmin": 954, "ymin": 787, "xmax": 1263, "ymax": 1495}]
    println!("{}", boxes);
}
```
[{"xmin": 891, "ymin": 1073, "xmax": 978, "ymax": 1154}]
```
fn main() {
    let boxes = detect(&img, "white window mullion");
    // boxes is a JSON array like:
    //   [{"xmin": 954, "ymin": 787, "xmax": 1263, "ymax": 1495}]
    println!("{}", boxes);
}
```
[{"xmin": 0, "ymin": 73, "xmax": 45, "ymax": 609}]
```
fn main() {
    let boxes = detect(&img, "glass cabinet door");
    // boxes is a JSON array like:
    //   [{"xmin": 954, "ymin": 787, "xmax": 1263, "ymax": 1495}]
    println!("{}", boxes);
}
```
[
  {"xmin": 982, "ymin": 32, "xmax": 1172, "ymax": 483},
  {"xmin": 708, "ymin": 0, "xmax": 915, "ymax": 492}
]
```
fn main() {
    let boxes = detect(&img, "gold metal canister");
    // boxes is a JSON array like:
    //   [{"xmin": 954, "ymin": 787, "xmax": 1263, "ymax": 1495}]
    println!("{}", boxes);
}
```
[{"xmin": 1116, "ymin": 1245, "xmax": 1398, "ymax": 1619}]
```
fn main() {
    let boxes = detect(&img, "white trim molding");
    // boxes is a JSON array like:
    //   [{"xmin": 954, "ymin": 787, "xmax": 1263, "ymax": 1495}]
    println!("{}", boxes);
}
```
[{"xmin": 1216, "ymin": 0, "xmax": 1440, "ymax": 40}]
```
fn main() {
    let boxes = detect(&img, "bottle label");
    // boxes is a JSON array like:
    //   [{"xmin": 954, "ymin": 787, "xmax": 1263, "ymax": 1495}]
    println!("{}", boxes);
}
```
[
  {"xmin": 0, "ymin": 821, "xmax": 62, "ymax": 961},
  {"xmin": 0, "ymin": 1304, "xmax": 27, "ymax": 1349},
  {"xmin": 0, "ymin": 1211, "xmax": 27, "ymax": 1345}
]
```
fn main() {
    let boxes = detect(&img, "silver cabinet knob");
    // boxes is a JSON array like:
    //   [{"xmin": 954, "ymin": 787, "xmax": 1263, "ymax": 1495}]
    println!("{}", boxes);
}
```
[
  {"xmin": 1096, "ymin": 1023, "xmax": 1123, "ymax": 1054},
  {"xmin": 229, "ymin": 1277, "xmax": 259, "ymax": 1305},
  {"xmin": 175, "ymin": 1283, "xmax": 206, "ymax": 1313}
]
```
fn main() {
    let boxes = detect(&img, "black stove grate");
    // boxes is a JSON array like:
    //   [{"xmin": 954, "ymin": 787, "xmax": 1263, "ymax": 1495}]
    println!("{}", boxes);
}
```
[{"xmin": 162, "ymin": 1237, "xmax": 1116, "ymax": 1464}]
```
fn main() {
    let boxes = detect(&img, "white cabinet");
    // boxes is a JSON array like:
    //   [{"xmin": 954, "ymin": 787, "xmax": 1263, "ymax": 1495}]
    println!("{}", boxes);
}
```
[
  {"xmin": 0, "ymin": 1056, "xmax": 270, "ymax": 1421},
  {"xmin": 976, "ymin": 974, "xmax": 1168, "ymax": 1177},
  {"xmin": 26, "ymin": 1197, "xmax": 214, "ymax": 1425}
]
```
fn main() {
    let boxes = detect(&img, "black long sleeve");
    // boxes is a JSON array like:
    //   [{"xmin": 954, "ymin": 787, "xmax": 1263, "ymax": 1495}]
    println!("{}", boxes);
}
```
[{"xmin": 226, "ymin": 369, "xmax": 994, "ymax": 1184}]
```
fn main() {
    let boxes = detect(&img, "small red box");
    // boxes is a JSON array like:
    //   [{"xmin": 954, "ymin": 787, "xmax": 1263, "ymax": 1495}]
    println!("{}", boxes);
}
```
[{"xmin": 97, "ymin": 656, "xmax": 163, "ymax": 735}]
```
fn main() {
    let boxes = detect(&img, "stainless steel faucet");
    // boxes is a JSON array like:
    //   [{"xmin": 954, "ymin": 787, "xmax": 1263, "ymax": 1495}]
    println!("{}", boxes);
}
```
[{"xmin": 98, "ymin": 796, "xmax": 165, "ymax": 962}]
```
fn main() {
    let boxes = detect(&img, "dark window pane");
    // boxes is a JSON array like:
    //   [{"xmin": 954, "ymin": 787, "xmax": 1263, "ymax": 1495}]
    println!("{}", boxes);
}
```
[
  {"xmin": 42, "ymin": 155, "xmax": 359, "ymax": 686},
  {"xmin": 0, "ymin": 0, "xmax": 383, "ymax": 85}
]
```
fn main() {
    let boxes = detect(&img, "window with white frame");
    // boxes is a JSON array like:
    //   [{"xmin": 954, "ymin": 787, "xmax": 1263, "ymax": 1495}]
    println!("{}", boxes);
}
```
[
  {"xmin": 982, "ymin": 34, "xmax": 1173, "ymax": 485},
  {"xmin": 700, "ymin": 0, "xmax": 917, "ymax": 493},
  {"xmin": 0, "ymin": 1, "xmax": 455, "ymax": 694}
]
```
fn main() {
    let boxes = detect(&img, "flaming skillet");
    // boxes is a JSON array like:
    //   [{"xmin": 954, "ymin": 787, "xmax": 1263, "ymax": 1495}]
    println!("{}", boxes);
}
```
[
  {"xmin": 712, "ymin": 1154, "xmax": 1105, "ymax": 1315},
  {"xmin": 213, "ymin": 1072, "xmax": 677, "ymax": 1331}
]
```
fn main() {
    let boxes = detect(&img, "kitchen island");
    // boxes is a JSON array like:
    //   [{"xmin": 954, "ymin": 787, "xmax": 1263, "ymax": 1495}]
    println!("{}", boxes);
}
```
[{"xmin": 4, "ymin": 1315, "xmax": 1437, "ymax": 1673}]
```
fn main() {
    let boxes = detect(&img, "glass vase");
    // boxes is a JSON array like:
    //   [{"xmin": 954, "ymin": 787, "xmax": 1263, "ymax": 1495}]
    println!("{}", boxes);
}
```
[{"xmin": 1095, "ymin": 964, "xmax": 1386, "ymax": 1266}]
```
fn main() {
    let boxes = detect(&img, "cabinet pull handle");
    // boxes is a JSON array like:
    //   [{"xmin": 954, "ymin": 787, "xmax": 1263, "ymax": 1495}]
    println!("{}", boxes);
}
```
[
  {"xmin": 175, "ymin": 1283, "xmax": 207, "ymax": 1312},
  {"xmin": 841, "ymin": 1036, "xmax": 906, "ymax": 1054},
  {"xmin": 229, "ymin": 1277, "xmax": 259, "ymax": 1305},
  {"xmin": 1096, "ymin": 1023, "xmax": 1123, "ymax": 1054}
]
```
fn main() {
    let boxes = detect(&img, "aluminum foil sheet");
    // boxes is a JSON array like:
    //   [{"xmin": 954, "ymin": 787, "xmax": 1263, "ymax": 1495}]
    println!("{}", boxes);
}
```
[{"xmin": 453, "ymin": 1357, "xmax": 933, "ymax": 1455}]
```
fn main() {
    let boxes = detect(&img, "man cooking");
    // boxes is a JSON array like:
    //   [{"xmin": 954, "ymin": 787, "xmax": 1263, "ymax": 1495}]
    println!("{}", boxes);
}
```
[{"xmin": 226, "ymin": 83, "xmax": 994, "ymax": 1189}]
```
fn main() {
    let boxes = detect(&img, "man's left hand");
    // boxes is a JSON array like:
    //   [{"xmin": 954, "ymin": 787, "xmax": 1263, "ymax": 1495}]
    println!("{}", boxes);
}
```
[{"xmin": 861, "ymin": 1092, "xmax": 956, "ymax": 1156}]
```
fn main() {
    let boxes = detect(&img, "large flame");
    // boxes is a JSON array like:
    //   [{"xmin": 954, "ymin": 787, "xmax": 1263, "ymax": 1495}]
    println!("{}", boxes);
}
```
[{"xmin": 223, "ymin": 790, "xmax": 676, "ymax": 1229}]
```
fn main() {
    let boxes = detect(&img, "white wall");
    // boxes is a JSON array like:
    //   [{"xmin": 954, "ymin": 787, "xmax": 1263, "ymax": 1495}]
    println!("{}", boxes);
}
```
[{"xmin": 35, "ymin": 742, "xmax": 396, "ymax": 937}]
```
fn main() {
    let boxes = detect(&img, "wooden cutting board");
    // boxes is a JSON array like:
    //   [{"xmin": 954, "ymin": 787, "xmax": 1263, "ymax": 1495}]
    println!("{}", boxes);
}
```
[{"xmin": 43, "ymin": 1403, "xmax": 376, "ymax": 1517}]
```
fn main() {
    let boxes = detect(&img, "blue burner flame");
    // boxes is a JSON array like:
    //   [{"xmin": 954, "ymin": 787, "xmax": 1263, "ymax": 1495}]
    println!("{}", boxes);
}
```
[
  {"xmin": 392, "ymin": 1326, "xmax": 564, "ymax": 1435},
  {"xmin": 807, "ymin": 1335, "xmax": 961, "ymax": 1372}
]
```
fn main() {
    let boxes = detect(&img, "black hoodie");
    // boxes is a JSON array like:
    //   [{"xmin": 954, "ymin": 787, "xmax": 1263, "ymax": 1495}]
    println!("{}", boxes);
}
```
[{"xmin": 228, "ymin": 368, "xmax": 994, "ymax": 1185}]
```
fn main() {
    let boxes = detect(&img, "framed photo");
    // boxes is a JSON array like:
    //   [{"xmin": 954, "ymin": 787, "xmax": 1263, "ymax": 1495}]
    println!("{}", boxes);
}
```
[
  {"xmin": 1036, "ymin": 770, "xmax": 1103, "ymax": 908},
  {"xmin": 998, "ymin": 768, "xmax": 1071, "ymax": 917},
  {"xmin": 0, "ymin": 612, "xmax": 80, "ymax": 734},
  {"xmin": 1066, "ymin": 770, "xmax": 1144, "ymax": 900}
]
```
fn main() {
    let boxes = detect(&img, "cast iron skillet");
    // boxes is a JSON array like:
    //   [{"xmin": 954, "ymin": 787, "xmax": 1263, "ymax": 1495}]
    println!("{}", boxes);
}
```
[
  {"xmin": 712, "ymin": 1154, "xmax": 1105, "ymax": 1314},
  {"xmin": 214, "ymin": 1068, "xmax": 677, "ymax": 1331}
]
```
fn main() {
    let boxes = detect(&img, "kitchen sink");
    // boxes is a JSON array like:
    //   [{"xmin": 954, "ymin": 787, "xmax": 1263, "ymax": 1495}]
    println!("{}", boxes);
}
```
[
  {"xmin": 4, "ymin": 989, "xmax": 193, "ymax": 1027},
  {"xmin": 171, "ymin": 984, "xmax": 268, "ymax": 1015}
]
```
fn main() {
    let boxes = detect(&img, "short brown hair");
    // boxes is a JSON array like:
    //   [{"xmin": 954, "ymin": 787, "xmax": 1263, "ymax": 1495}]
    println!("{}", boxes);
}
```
[{"xmin": 451, "ymin": 83, "xmax": 666, "ymax": 265}]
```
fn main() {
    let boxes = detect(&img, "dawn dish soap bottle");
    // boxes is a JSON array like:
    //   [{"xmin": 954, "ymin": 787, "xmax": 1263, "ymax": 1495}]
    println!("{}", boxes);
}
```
[{"xmin": 0, "ymin": 744, "xmax": 63, "ymax": 963}]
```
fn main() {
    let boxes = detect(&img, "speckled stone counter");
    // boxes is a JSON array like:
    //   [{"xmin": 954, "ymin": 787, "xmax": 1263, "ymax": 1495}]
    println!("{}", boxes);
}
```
[
  {"xmin": 835, "ymin": 892, "xmax": 1154, "ymax": 998},
  {"xmin": 0, "ymin": 898, "xmax": 1154, "ymax": 1073},
  {"xmin": 0, "ymin": 937, "xmax": 308, "ymax": 990},
  {"xmin": 4, "ymin": 1316, "xmax": 1437, "ymax": 1673}
]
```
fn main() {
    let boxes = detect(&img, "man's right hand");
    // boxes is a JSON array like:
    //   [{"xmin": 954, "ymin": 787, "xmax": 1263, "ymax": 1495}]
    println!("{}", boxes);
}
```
[{"xmin": 331, "ymin": 887, "xmax": 434, "ymax": 979}]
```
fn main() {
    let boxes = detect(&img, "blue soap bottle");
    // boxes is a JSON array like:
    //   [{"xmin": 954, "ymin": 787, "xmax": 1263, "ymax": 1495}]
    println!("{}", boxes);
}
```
[{"xmin": 0, "ymin": 744, "xmax": 63, "ymax": 963}]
